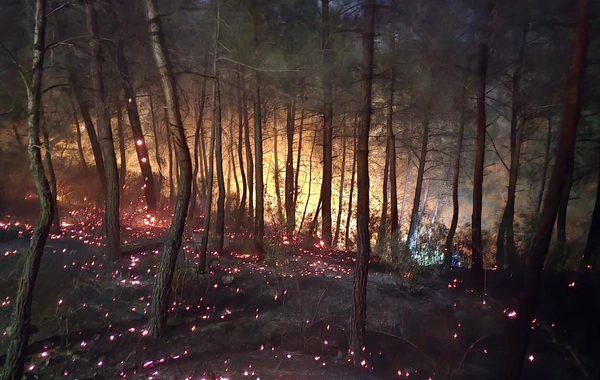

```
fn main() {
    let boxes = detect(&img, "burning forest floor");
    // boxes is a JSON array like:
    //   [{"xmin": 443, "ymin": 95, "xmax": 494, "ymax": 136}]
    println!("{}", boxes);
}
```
[{"xmin": 0, "ymin": 221, "xmax": 598, "ymax": 380}]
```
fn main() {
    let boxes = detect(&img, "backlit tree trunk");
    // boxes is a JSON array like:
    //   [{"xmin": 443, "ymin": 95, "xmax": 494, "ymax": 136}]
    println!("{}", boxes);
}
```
[
  {"xmin": 41, "ymin": 121, "xmax": 60, "ymax": 235},
  {"xmin": 189, "ymin": 76, "xmax": 207, "ymax": 227},
  {"xmin": 320, "ymin": 0, "xmax": 334, "ymax": 247},
  {"xmin": 583, "ymin": 146, "xmax": 600, "ymax": 268},
  {"xmin": 116, "ymin": 98, "xmax": 127, "ymax": 188},
  {"xmin": 293, "ymin": 98, "xmax": 304, "ymax": 208},
  {"xmin": 345, "ymin": 121, "xmax": 357, "ymax": 251},
  {"xmin": 116, "ymin": 41, "xmax": 158, "ymax": 215},
  {"xmin": 535, "ymin": 117, "xmax": 552, "ymax": 216},
  {"xmin": 273, "ymin": 108, "xmax": 284, "ymax": 224},
  {"xmin": 471, "ymin": 1, "xmax": 494, "ymax": 289},
  {"xmin": 70, "ymin": 99, "xmax": 88, "ymax": 173},
  {"xmin": 145, "ymin": 0, "xmax": 193, "ymax": 338},
  {"xmin": 149, "ymin": 92, "xmax": 164, "ymax": 204},
  {"xmin": 333, "ymin": 131, "xmax": 347, "ymax": 246},
  {"xmin": 349, "ymin": 0, "xmax": 375, "ymax": 365},
  {"xmin": 236, "ymin": 70, "xmax": 248, "ymax": 217},
  {"xmin": 503, "ymin": 0, "xmax": 590, "ymax": 376},
  {"xmin": 0, "ymin": 1, "xmax": 53, "ymax": 378},
  {"xmin": 86, "ymin": 0, "xmax": 120, "ymax": 257},
  {"xmin": 241, "ymin": 67, "xmax": 254, "ymax": 220},
  {"xmin": 285, "ymin": 98, "xmax": 295, "ymax": 236},
  {"xmin": 387, "ymin": 42, "xmax": 398, "ymax": 235},
  {"xmin": 199, "ymin": 102, "xmax": 216, "ymax": 274},
  {"xmin": 444, "ymin": 80, "xmax": 467, "ymax": 267}
]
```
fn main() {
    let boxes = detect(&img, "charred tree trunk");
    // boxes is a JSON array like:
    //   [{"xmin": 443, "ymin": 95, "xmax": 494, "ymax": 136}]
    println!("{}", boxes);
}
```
[
  {"xmin": 285, "ymin": 98, "xmax": 295, "ymax": 236},
  {"xmin": 299, "ymin": 130, "xmax": 318, "ymax": 234},
  {"xmin": 320, "ymin": 0, "xmax": 334, "ymax": 247},
  {"xmin": 345, "ymin": 123, "xmax": 357, "ymax": 251},
  {"xmin": 166, "ymin": 120, "xmax": 175, "ymax": 204},
  {"xmin": 444, "ymin": 80, "xmax": 467, "ymax": 267},
  {"xmin": 69, "ymin": 71, "xmax": 106, "ymax": 190},
  {"xmin": 236, "ymin": 70, "xmax": 248, "ymax": 217},
  {"xmin": 145, "ymin": 0, "xmax": 193, "ymax": 338},
  {"xmin": 349, "ymin": 0, "xmax": 375, "ymax": 366},
  {"xmin": 70, "ymin": 99, "xmax": 88, "ymax": 173},
  {"xmin": 496, "ymin": 25, "xmax": 528, "ymax": 269},
  {"xmin": 377, "ymin": 149, "xmax": 390, "ymax": 248},
  {"xmin": 0, "ymin": 1, "xmax": 53, "ymax": 378},
  {"xmin": 535, "ymin": 116, "xmax": 553, "ymax": 216},
  {"xmin": 214, "ymin": 7, "xmax": 225, "ymax": 255},
  {"xmin": 293, "ymin": 98, "xmax": 304, "ymax": 209},
  {"xmin": 189, "ymin": 76, "xmax": 207, "ymax": 227},
  {"xmin": 503, "ymin": 1, "xmax": 590, "ymax": 376},
  {"xmin": 471, "ymin": 2, "xmax": 494, "ymax": 290},
  {"xmin": 41, "ymin": 121, "xmax": 60, "ymax": 235},
  {"xmin": 333, "ymin": 131, "xmax": 347, "ymax": 246},
  {"xmin": 149, "ymin": 92, "xmax": 164, "ymax": 205},
  {"xmin": 387, "ymin": 42, "xmax": 398, "ymax": 235},
  {"xmin": 272, "ymin": 108, "xmax": 284, "ymax": 224},
  {"xmin": 407, "ymin": 94, "xmax": 431, "ymax": 252},
  {"xmin": 241, "ymin": 68, "xmax": 254, "ymax": 220},
  {"xmin": 116, "ymin": 99, "xmax": 127, "ymax": 188},
  {"xmin": 86, "ymin": 0, "xmax": 120, "ymax": 256},
  {"xmin": 199, "ymin": 102, "xmax": 216, "ymax": 274},
  {"xmin": 116, "ymin": 42, "xmax": 157, "ymax": 215}
]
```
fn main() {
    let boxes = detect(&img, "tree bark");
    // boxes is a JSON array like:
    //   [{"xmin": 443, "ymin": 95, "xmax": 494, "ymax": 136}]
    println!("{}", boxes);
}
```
[
  {"xmin": 471, "ymin": 1, "xmax": 494, "ymax": 290},
  {"xmin": 444, "ymin": 80, "xmax": 467, "ymax": 267},
  {"xmin": 387, "ymin": 39, "xmax": 398, "ymax": 235},
  {"xmin": 70, "ymin": 99, "xmax": 88, "ymax": 173},
  {"xmin": 407, "ymin": 93, "xmax": 431, "ymax": 252},
  {"xmin": 189, "ymin": 75, "xmax": 207, "ymax": 228},
  {"xmin": 285, "ymin": 98, "xmax": 295, "ymax": 236},
  {"xmin": 535, "ymin": 117, "xmax": 553, "ymax": 216},
  {"xmin": 116, "ymin": 42, "xmax": 158, "ymax": 215},
  {"xmin": 144, "ymin": 0, "xmax": 193, "ymax": 338},
  {"xmin": 320, "ymin": 0, "xmax": 334, "ymax": 247},
  {"xmin": 86, "ymin": 0, "xmax": 120, "ymax": 257},
  {"xmin": 349, "ymin": 0, "xmax": 375, "ymax": 366},
  {"xmin": 496, "ymin": 24, "xmax": 528, "ymax": 269},
  {"xmin": 149, "ymin": 92, "xmax": 164, "ymax": 205},
  {"xmin": 0, "ymin": 1, "xmax": 53, "ymax": 378},
  {"xmin": 502, "ymin": 1, "xmax": 590, "ymax": 376}
]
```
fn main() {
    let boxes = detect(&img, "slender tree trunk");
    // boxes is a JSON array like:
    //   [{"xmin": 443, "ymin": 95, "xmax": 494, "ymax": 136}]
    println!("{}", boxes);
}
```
[
  {"xmin": 471, "ymin": 2, "xmax": 494, "ymax": 289},
  {"xmin": 214, "ymin": 5, "xmax": 225, "ymax": 254},
  {"xmin": 149, "ymin": 92, "xmax": 164, "ymax": 205},
  {"xmin": 145, "ymin": 0, "xmax": 193, "ymax": 338},
  {"xmin": 555, "ymin": 164, "xmax": 573, "ymax": 267},
  {"xmin": 320, "ymin": 0, "xmax": 334, "ymax": 247},
  {"xmin": 273, "ymin": 108, "xmax": 284, "ymax": 224},
  {"xmin": 535, "ymin": 116, "xmax": 552, "ymax": 216},
  {"xmin": 285, "ymin": 98, "xmax": 295, "ymax": 236},
  {"xmin": 496, "ymin": 25, "xmax": 528, "ymax": 268},
  {"xmin": 199, "ymin": 103, "xmax": 216, "ymax": 274},
  {"xmin": 116, "ymin": 42, "xmax": 157, "ymax": 215},
  {"xmin": 377, "ymin": 149, "xmax": 390, "ymax": 248},
  {"xmin": 229, "ymin": 114, "xmax": 240, "ymax": 208},
  {"xmin": 69, "ymin": 71, "xmax": 106, "ymax": 190},
  {"xmin": 407, "ymin": 94, "xmax": 431, "ymax": 252},
  {"xmin": 399, "ymin": 155, "xmax": 412, "ymax": 232},
  {"xmin": 333, "ymin": 131, "xmax": 347, "ymax": 246},
  {"xmin": 293, "ymin": 98, "xmax": 304, "ymax": 208},
  {"xmin": 189, "ymin": 76, "xmax": 207, "ymax": 227},
  {"xmin": 167, "ymin": 120, "xmax": 175, "ymax": 204},
  {"xmin": 236, "ymin": 70, "xmax": 248, "ymax": 217},
  {"xmin": 241, "ymin": 68, "xmax": 254, "ymax": 220},
  {"xmin": 253, "ymin": 79, "xmax": 264, "ymax": 242},
  {"xmin": 309, "ymin": 195, "xmax": 322, "ymax": 237},
  {"xmin": 116, "ymin": 98, "xmax": 127, "ymax": 188},
  {"xmin": 86, "ymin": 0, "xmax": 120, "ymax": 256},
  {"xmin": 41, "ymin": 122, "xmax": 60, "ymax": 235},
  {"xmin": 71, "ymin": 99, "xmax": 88, "ymax": 173},
  {"xmin": 0, "ymin": 1, "xmax": 53, "ymax": 378},
  {"xmin": 345, "ymin": 123, "xmax": 357, "ymax": 251},
  {"xmin": 299, "ymin": 130, "xmax": 318, "ymax": 234},
  {"xmin": 444, "ymin": 80, "xmax": 467, "ymax": 267},
  {"xmin": 349, "ymin": 0, "xmax": 375, "ymax": 365},
  {"xmin": 387, "ymin": 44, "xmax": 398, "ymax": 235},
  {"xmin": 503, "ymin": 1, "xmax": 590, "ymax": 376}
]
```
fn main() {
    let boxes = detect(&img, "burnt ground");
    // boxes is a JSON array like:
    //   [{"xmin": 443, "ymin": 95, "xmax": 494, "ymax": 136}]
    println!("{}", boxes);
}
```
[{"xmin": 0, "ymin": 226, "xmax": 598, "ymax": 380}]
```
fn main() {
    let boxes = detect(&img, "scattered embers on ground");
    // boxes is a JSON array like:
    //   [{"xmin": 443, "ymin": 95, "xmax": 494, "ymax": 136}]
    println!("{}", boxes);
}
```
[{"xmin": 0, "ymin": 222, "xmax": 597, "ymax": 379}]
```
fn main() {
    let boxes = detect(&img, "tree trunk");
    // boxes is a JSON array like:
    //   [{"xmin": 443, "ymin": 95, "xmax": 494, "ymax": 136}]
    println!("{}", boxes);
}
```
[
  {"xmin": 41, "ymin": 121, "xmax": 60, "ymax": 235},
  {"xmin": 166, "ymin": 119, "xmax": 175, "ymax": 204},
  {"xmin": 555, "ymin": 164, "xmax": 573, "ymax": 268},
  {"xmin": 240, "ymin": 68, "xmax": 254, "ymax": 220},
  {"xmin": 299, "ymin": 130, "xmax": 318, "ymax": 234},
  {"xmin": 349, "ymin": 0, "xmax": 375, "ymax": 366},
  {"xmin": 333, "ymin": 131, "xmax": 347, "ymax": 246},
  {"xmin": 0, "ymin": 1, "xmax": 53, "ymax": 378},
  {"xmin": 285, "ymin": 98, "xmax": 295, "ymax": 236},
  {"xmin": 229, "ymin": 114, "xmax": 240, "ymax": 209},
  {"xmin": 407, "ymin": 94, "xmax": 431, "ymax": 252},
  {"xmin": 377, "ymin": 148, "xmax": 390, "ymax": 248},
  {"xmin": 70, "ymin": 99, "xmax": 88, "ymax": 173},
  {"xmin": 399, "ymin": 154, "xmax": 412, "ymax": 232},
  {"xmin": 471, "ymin": 1, "xmax": 494, "ymax": 290},
  {"xmin": 309, "ymin": 195, "xmax": 322, "ymax": 238},
  {"xmin": 583, "ymin": 146, "xmax": 600, "ymax": 268},
  {"xmin": 535, "ymin": 116, "xmax": 552, "ymax": 216},
  {"xmin": 116, "ymin": 41, "xmax": 158, "ymax": 215},
  {"xmin": 149, "ymin": 92, "xmax": 164, "ymax": 205},
  {"xmin": 253, "ymin": 78, "xmax": 264, "ymax": 242},
  {"xmin": 345, "ymin": 123, "xmax": 357, "ymax": 251},
  {"xmin": 273, "ymin": 108, "xmax": 284, "ymax": 224},
  {"xmin": 294, "ymin": 98, "xmax": 304, "ymax": 208},
  {"xmin": 69, "ymin": 70, "xmax": 106, "ymax": 190},
  {"xmin": 116, "ymin": 98, "xmax": 127, "ymax": 188},
  {"xmin": 199, "ymin": 103, "xmax": 216, "ymax": 274},
  {"xmin": 189, "ymin": 76, "xmax": 207, "ymax": 228},
  {"xmin": 387, "ymin": 42, "xmax": 398, "ymax": 235},
  {"xmin": 144, "ymin": 0, "xmax": 193, "ymax": 339},
  {"xmin": 496, "ymin": 24, "xmax": 528, "ymax": 269},
  {"xmin": 236, "ymin": 70, "xmax": 248, "ymax": 217},
  {"xmin": 320, "ymin": 0, "xmax": 334, "ymax": 247},
  {"xmin": 444, "ymin": 80, "xmax": 467, "ymax": 267},
  {"xmin": 503, "ymin": 1, "xmax": 590, "ymax": 376},
  {"xmin": 86, "ymin": 0, "xmax": 120, "ymax": 257},
  {"xmin": 214, "ymin": 7, "xmax": 225, "ymax": 255}
]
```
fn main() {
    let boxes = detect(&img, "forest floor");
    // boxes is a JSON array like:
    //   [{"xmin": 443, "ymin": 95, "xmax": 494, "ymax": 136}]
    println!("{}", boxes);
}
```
[{"xmin": 0, "ymin": 223, "xmax": 597, "ymax": 380}]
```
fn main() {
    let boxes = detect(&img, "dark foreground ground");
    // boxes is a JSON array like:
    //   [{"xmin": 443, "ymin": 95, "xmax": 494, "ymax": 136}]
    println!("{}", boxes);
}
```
[{"xmin": 0, "ymin": 224, "xmax": 598, "ymax": 380}]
